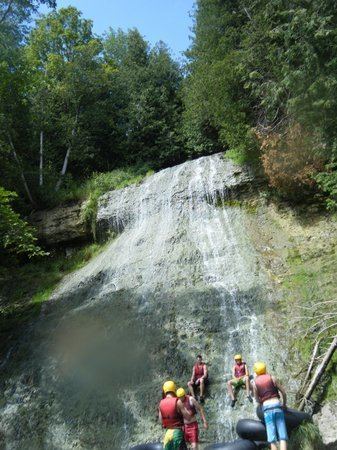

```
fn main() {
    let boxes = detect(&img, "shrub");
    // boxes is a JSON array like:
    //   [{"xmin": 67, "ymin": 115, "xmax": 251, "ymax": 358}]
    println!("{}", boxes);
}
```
[
  {"xmin": 81, "ymin": 166, "xmax": 153, "ymax": 239},
  {"xmin": 0, "ymin": 186, "xmax": 47, "ymax": 258},
  {"xmin": 258, "ymin": 124, "xmax": 324, "ymax": 200},
  {"xmin": 288, "ymin": 422, "xmax": 324, "ymax": 450},
  {"xmin": 316, "ymin": 163, "xmax": 337, "ymax": 211}
]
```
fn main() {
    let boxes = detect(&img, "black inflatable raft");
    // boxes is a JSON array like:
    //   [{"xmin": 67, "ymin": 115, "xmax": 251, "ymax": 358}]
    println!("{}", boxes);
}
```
[
  {"xmin": 256, "ymin": 405, "xmax": 311, "ymax": 431},
  {"xmin": 236, "ymin": 419, "xmax": 267, "ymax": 442}
]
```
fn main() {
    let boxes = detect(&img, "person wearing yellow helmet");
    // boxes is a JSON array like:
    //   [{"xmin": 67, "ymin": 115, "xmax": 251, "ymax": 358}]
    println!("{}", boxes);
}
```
[
  {"xmin": 187, "ymin": 355, "xmax": 208, "ymax": 403},
  {"xmin": 159, "ymin": 381, "xmax": 192, "ymax": 450},
  {"xmin": 252, "ymin": 362, "xmax": 288, "ymax": 450},
  {"xmin": 227, "ymin": 354, "xmax": 252, "ymax": 407},
  {"xmin": 176, "ymin": 387, "xmax": 208, "ymax": 449}
]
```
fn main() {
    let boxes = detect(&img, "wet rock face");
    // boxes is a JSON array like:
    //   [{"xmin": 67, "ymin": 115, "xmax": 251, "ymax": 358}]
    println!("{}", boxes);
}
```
[
  {"xmin": 313, "ymin": 401, "xmax": 337, "ymax": 448},
  {"xmin": 96, "ymin": 157, "xmax": 255, "ymax": 238},
  {"xmin": 0, "ymin": 154, "xmax": 286, "ymax": 449},
  {"xmin": 30, "ymin": 202, "xmax": 89, "ymax": 246}
]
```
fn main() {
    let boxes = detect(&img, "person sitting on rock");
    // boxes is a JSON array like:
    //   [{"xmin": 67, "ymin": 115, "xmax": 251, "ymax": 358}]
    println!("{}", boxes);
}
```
[
  {"xmin": 159, "ymin": 380, "xmax": 192, "ymax": 450},
  {"xmin": 227, "ymin": 354, "xmax": 253, "ymax": 407},
  {"xmin": 176, "ymin": 387, "xmax": 208, "ymax": 450},
  {"xmin": 252, "ymin": 362, "xmax": 288, "ymax": 450},
  {"xmin": 187, "ymin": 354, "xmax": 208, "ymax": 403}
]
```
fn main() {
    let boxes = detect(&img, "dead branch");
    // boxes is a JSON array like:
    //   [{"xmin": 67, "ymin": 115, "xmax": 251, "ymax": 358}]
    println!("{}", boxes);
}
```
[
  {"xmin": 299, "ymin": 336, "xmax": 337, "ymax": 411},
  {"xmin": 299, "ymin": 339, "xmax": 321, "ymax": 394}
]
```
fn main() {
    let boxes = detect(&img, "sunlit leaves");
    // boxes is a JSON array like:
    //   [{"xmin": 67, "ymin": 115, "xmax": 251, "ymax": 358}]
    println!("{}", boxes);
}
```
[{"xmin": 0, "ymin": 187, "xmax": 47, "ymax": 257}]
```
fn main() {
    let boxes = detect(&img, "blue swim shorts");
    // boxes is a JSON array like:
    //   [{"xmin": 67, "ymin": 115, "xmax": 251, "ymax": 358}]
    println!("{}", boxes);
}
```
[{"xmin": 263, "ymin": 405, "xmax": 288, "ymax": 443}]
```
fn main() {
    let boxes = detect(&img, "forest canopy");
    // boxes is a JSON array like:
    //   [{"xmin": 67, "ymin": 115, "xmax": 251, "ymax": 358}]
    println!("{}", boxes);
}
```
[
  {"xmin": 2, "ymin": 0, "xmax": 337, "ymax": 257},
  {"xmin": 184, "ymin": 0, "xmax": 337, "ymax": 204}
]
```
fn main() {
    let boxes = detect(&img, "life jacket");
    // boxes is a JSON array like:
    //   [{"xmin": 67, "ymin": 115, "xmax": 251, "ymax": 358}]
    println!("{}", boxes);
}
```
[
  {"xmin": 183, "ymin": 395, "xmax": 196, "ymax": 418},
  {"xmin": 255, "ymin": 374, "xmax": 280, "ymax": 404},
  {"xmin": 194, "ymin": 363, "xmax": 205, "ymax": 379},
  {"xmin": 159, "ymin": 397, "xmax": 184, "ymax": 429},
  {"xmin": 234, "ymin": 361, "xmax": 246, "ymax": 378}
]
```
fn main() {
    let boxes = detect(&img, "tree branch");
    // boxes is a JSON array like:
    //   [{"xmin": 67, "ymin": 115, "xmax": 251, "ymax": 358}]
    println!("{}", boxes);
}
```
[
  {"xmin": 299, "ymin": 339, "xmax": 321, "ymax": 394},
  {"xmin": 0, "ymin": 0, "xmax": 14, "ymax": 24},
  {"xmin": 7, "ymin": 133, "xmax": 37, "ymax": 207},
  {"xmin": 299, "ymin": 336, "xmax": 337, "ymax": 411}
]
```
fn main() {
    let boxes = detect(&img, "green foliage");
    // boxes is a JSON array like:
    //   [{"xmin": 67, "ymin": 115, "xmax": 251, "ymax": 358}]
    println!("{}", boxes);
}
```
[
  {"xmin": 0, "ymin": 242, "xmax": 107, "ymax": 333},
  {"xmin": 80, "ymin": 166, "xmax": 153, "ymax": 238},
  {"xmin": 185, "ymin": 0, "xmax": 337, "ymax": 200},
  {"xmin": 325, "ymin": 352, "xmax": 337, "ymax": 401},
  {"xmin": 104, "ymin": 30, "xmax": 185, "ymax": 168},
  {"xmin": 225, "ymin": 147, "xmax": 255, "ymax": 166},
  {"xmin": 316, "ymin": 163, "xmax": 337, "ymax": 211},
  {"xmin": 288, "ymin": 422, "xmax": 324, "ymax": 450},
  {"xmin": 283, "ymin": 234, "xmax": 337, "ymax": 403},
  {"xmin": 183, "ymin": 0, "xmax": 255, "ymax": 158},
  {"xmin": 0, "ymin": 186, "xmax": 46, "ymax": 258},
  {"xmin": 0, "ymin": 6, "xmax": 184, "ymax": 215}
]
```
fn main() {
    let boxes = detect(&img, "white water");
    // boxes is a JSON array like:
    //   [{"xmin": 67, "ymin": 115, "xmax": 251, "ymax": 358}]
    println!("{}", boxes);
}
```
[
  {"xmin": 0, "ymin": 154, "xmax": 282, "ymax": 449},
  {"xmin": 187, "ymin": 156, "xmax": 267, "ymax": 440}
]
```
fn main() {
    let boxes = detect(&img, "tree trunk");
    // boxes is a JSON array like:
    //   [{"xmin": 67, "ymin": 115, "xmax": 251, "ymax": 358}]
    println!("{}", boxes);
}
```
[
  {"xmin": 7, "ymin": 134, "xmax": 36, "ymax": 207},
  {"xmin": 300, "ymin": 339, "xmax": 321, "ymax": 394},
  {"xmin": 299, "ymin": 336, "xmax": 337, "ymax": 410},
  {"xmin": 55, "ymin": 144, "xmax": 71, "ymax": 191},
  {"xmin": 55, "ymin": 113, "xmax": 78, "ymax": 192},
  {"xmin": 39, "ymin": 130, "xmax": 44, "ymax": 186}
]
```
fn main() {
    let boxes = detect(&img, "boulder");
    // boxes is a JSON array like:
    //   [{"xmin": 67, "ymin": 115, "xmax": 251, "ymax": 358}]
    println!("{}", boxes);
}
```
[
  {"xmin": 313, "ymin": 401, "xmax": 337, "ymax": 449},
  {"xmin": 30, "ymin": 201, "xmax": 90, "ymax": 246}
]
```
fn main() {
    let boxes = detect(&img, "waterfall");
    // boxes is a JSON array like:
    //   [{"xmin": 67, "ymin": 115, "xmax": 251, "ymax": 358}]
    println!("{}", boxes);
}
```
[{"xmin": 0, "ymin": 154, "xmax": 283, "ymax": 449}]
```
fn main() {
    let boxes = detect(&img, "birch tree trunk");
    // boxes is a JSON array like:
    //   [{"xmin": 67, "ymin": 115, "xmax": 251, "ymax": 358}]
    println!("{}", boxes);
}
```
[
  {"xmin": 39, "ymin": 130, "xmax": 44, "ymax": 186},
  {"xmin": 7, "ymin": 134, "xmax": 36, "ymax": 206},
  {"xmin": 55, "ymin": 112, "xmax": 78, "ymax": 192}
]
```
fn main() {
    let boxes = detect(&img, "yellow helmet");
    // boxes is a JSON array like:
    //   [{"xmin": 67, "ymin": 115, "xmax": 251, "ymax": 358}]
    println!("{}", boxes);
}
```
[
  {"xmin": 254, "ymin": 362, "xmax": 267, "ymax": 375},
  {"xmin": 163, "ymin": 380, "xmax": 176, "ymax": 395},
  {"xmin": 176, "ymin": 388, "xmax": 186, "ymax": 398},
  {"xmin": 234, "ymin": 354, "xmax": 242, "ymax": 361}
]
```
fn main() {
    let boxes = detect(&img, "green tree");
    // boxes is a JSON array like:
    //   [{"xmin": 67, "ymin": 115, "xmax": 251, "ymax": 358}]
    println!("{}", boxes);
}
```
[
  {"xmin": 0, "ymin": 186, "xmax": 45, "ymax": 258},
  {"xmin": 104, "ymin": 29, "xmax": 184, "ymax": 168},
  {"xmin": 0, "ymin": 0, "xmax": 56, "ymax": 205},
  {"xmin": 183, "ymin": 0, "xmax": 254, "ymax": 159},
  {"xmin": 185, "ymin": 0, "xmax": 337, "ymax": 201},
  {"xmin": 27, "ymin": 7, "xmax": 112, "ymax": 192}
]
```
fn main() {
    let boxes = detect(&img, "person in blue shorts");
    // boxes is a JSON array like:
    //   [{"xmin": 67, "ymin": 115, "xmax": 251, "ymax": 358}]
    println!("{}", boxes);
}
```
[{"xmin": 252, "ymin": 362, "xmax": 288, "ymax": 450}]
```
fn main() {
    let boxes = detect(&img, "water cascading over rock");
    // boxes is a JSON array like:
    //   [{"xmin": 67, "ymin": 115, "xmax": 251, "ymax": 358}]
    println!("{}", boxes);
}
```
[{"xmin": 0, "ymin": 154, "xmax": 285, "ymax": 449}]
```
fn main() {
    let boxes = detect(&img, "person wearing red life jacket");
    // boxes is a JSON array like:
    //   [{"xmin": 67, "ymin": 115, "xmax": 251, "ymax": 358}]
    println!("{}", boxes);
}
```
[
  {"xmin": 227, "ymin": 354, "xmax": 253, "ymax": 407},
  {"xmin": 187, "ymin": 355, "xmax": 208, "ymax": 403},
  {"xmin": 252, "ymin": 362, "xmax": 288, "ymax": 450},
  {"xmin": 176, "ymin": 387, "xmax": 208, "ymax": 449},
  {"xmin": 159, "ymin": 380, "xmax": 192, "ymax": 450}
]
